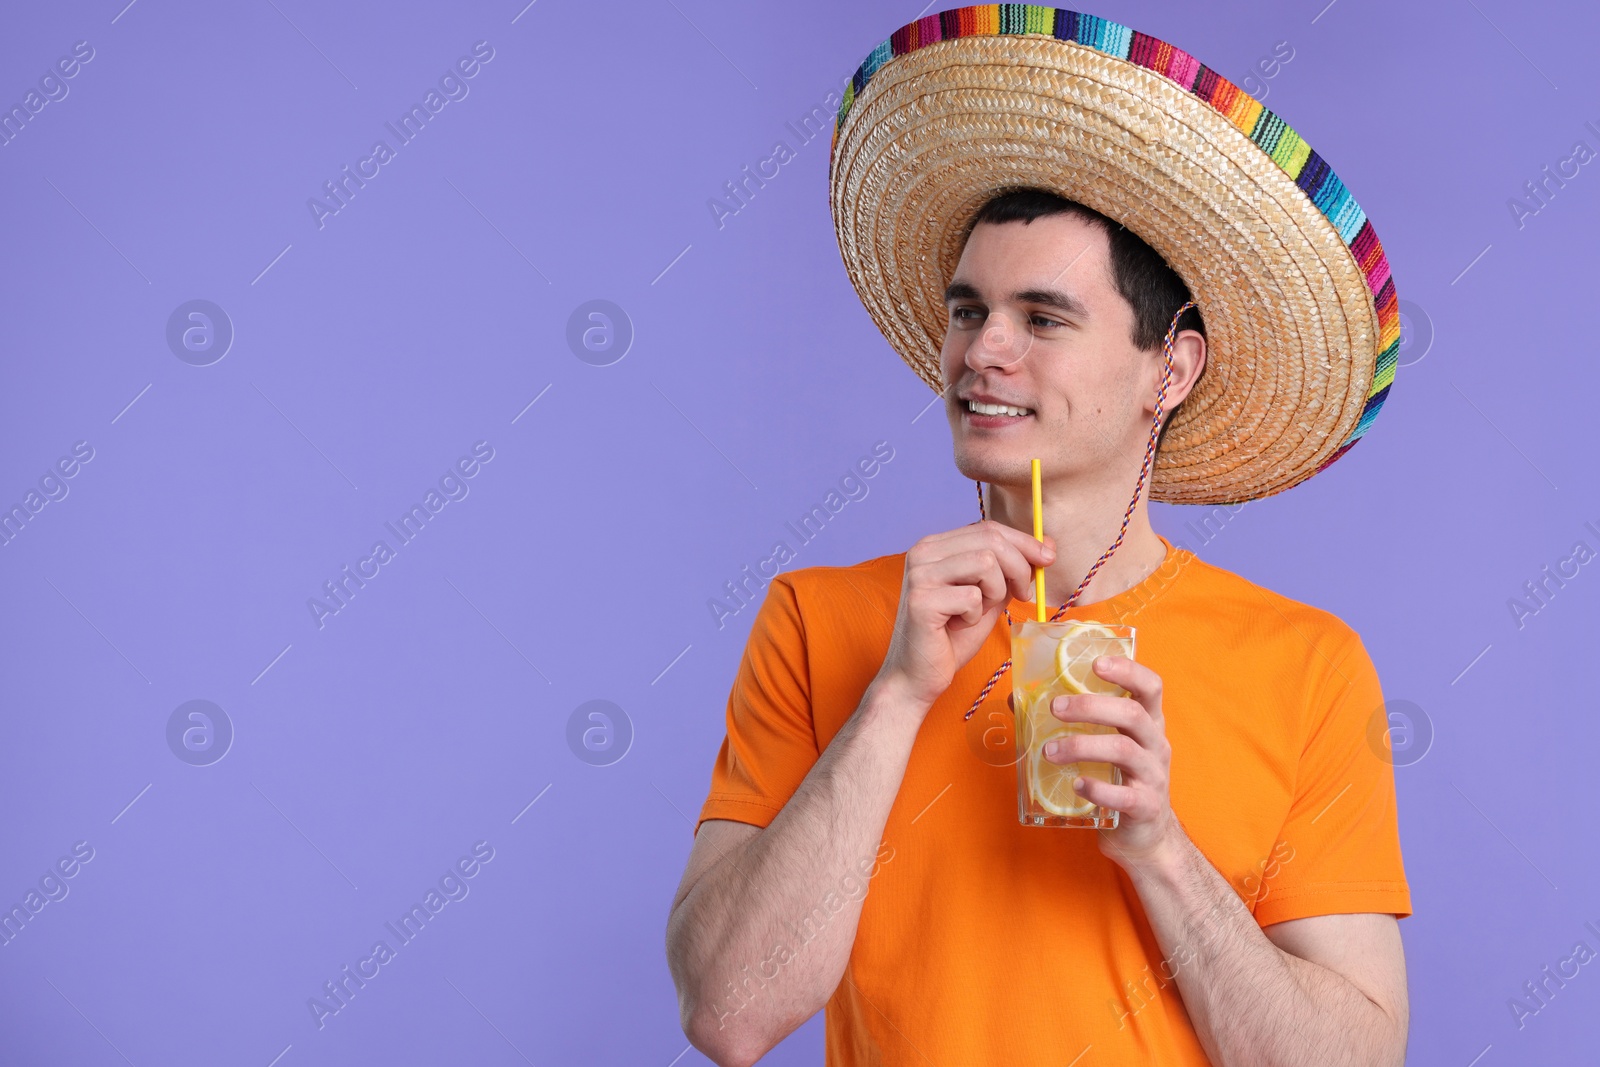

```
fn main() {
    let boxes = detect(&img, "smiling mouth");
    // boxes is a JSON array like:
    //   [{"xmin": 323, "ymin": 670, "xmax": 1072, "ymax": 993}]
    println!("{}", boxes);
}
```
[{"xmin": 964, "ymin": 399, "xmax": 1035, "ymax": 417}]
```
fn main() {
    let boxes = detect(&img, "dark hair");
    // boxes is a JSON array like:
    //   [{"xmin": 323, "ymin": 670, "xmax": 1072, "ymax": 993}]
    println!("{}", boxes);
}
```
[{"xmin": 962, "ymin": 188, "xmax": 1205, "ymax": 455}]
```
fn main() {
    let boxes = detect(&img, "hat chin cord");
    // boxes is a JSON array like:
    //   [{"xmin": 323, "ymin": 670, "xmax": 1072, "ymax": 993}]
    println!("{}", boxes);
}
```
[{"xmin": 960, "ymin": 301, "xmax": 1196, "ymax": 722}]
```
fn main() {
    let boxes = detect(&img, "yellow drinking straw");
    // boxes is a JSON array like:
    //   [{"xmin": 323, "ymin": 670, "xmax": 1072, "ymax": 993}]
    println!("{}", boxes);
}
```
[{"xmin": 1031, "ymin": 458, "xmax": 1046, "ymax": 622}]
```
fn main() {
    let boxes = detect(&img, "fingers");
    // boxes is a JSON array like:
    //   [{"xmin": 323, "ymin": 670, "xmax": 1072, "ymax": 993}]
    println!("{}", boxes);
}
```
[
  {"xmin": 1049, "ymin": 691, "xmax": 1163, "ymax": 752},
  {"xmin": 1043, "ymin": 731, "xmax": 1162, "ymax": 782},
  {"xmin": 1069, "ymin": 774, "xmax": 1150, "ymax": 821},
  {"xmin": 920, "ymin": 582, "xmax": 989, "ymax": 628},
  {"xmin": 917, "ymin": 552, "xmax": 1011, "ymax": 614},
  {"xmin": 924, "ymin": 519, "xmax": 1055, "ymax": 569},
  {"xmin": 916, "ymin": 520, "xmax": 1053, "ymax": 604},
  {"xmin": 1091, "ymin": 656, "xmax": 1164, "ymax": 727}
]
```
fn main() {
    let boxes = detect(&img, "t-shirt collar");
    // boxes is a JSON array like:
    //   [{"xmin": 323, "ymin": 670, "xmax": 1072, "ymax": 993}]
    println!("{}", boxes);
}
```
[{"xmin": 1004, "ymin": 533, "xmax": 1191, "ymax": 624}]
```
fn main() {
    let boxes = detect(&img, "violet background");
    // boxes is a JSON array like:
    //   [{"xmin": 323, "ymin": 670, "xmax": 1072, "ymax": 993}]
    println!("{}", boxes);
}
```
[{"xmin": 1, "ymin": 0, "xmax": 1595, "ymax": 1064}]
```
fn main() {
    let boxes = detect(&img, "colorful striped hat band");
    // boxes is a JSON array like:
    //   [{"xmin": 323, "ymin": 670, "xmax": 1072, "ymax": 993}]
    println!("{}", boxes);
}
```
[
  {"xmin": 961, "ymin": 299, "xmax": 1193, "ymax": 722},
  {"xmin": 829, "ymin": 5, "xmax": 1400, "ymax": 505}
]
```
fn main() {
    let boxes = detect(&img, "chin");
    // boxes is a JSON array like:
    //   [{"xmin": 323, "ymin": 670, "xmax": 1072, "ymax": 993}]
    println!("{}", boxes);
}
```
[{"xmin": 951, "ymin": 443, "xmax": 1030, "ymax": 488}]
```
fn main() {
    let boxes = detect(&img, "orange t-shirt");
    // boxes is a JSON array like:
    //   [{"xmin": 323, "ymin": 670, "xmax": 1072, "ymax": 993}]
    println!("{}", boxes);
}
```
[{"xmin": 695, "ymin": 534, "xmax": 1412, "ymax": 1065}]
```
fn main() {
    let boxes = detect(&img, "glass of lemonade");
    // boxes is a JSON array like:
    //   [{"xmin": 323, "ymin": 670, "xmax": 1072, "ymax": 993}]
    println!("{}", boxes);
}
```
[{"xmin": 1009, "ymin": 619, "xmax": 1136, "ymax": 829}]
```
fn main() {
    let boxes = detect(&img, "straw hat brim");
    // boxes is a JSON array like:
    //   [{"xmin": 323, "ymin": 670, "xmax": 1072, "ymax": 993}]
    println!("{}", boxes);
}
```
[{"xmin": 829, "ymin": 10, "xmax": 1399, "ymax": 505}]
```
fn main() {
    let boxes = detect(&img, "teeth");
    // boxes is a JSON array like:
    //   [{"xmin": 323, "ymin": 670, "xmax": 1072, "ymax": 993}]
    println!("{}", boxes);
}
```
[{"xmin": 967, "ymin": 399, "xmax": 1033, "ymax": 416}]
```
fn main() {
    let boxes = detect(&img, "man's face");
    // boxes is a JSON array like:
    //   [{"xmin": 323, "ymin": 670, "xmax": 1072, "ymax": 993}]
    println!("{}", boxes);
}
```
[{"xmin": 939, "ymin": 213, "xmax": 1163, "ymax": 493}]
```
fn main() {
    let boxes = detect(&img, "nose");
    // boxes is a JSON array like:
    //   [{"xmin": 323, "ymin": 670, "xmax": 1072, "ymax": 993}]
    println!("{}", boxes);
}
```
[{"xmin": 967, "ymin": 309, "xmax": 1028, "ymax": 370}]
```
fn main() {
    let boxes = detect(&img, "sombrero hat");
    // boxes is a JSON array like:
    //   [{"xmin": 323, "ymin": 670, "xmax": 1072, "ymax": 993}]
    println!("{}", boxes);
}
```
[{"xmin": 829, "ymin": 6, "xmax": 1399, "ymax": 505}]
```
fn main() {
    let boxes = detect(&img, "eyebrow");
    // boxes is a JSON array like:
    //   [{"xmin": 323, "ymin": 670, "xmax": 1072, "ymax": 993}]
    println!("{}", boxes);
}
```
[{"xmin": 942, "ymin": 281, "xmax": 1090, "ymax": 320}]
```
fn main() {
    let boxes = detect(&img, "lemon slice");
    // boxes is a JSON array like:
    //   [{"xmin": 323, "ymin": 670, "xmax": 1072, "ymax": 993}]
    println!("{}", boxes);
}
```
[
  {"xmin": 1028, "ymin": 726, "xmax": 1095, "ymax": 817},
  {"xmin": 1052, "ymin": 622, "xmax": 1125, "ymax": 695}
]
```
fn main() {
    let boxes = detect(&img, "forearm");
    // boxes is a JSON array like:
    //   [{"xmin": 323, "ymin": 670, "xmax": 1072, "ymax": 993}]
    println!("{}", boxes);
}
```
[
  {"xmin": 669, "ymin": 675, "xmax": 924, "ymax": 1061},
  {"xmin": 1121, "ymin": 835, "xmax": 1403, "ymax": 1067}
]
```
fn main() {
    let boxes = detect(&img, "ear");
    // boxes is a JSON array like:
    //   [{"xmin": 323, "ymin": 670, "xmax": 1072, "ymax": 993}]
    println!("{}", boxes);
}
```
[{"xmin": 1146, "ymin": 329, "xmax": 1207, "ymax": 415}]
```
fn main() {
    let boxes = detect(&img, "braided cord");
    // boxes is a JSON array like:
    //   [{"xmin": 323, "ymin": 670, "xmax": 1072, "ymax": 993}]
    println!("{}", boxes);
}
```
[{"xmin": 960, "ymin": 301, "xmax": 1196, "ymax": 721}]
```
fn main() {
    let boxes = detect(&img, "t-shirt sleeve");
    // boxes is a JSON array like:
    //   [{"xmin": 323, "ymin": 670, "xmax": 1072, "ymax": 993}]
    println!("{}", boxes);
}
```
[
  {"xmin": 1253, "ymin": 627, "xmax": 1413, "ymax": 926},
  {"xmin": 694, "ymin": 575, "xmax": 819, "ymax": 835}
]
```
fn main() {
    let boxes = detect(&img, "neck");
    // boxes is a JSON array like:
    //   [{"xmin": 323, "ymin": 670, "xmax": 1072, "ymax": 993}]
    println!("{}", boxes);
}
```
[{"xmin": 984, "ymin": 474, "xmax": 1166, "ymax": 608}]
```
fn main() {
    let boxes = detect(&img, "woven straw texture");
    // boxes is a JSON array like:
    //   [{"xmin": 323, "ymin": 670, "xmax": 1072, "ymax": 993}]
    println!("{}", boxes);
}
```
[{"xmin": 828, "ymin": 6, "xmax": 1399, "ymax": 504}]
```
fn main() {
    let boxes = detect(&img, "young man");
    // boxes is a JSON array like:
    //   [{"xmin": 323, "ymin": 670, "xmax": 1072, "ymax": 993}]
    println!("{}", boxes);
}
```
[{"xmin": 668, "ymin": 9, "xmax": 1408, "ymax": 1066}]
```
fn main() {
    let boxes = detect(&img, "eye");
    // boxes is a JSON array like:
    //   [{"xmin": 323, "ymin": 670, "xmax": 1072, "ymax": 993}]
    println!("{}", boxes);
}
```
[
  {"xmin": 951, "ymin": 306, "xmax": 984, "ymax": 323},
  {"xmin": 1030, "ymin": 314, "xmax": 1064, "ymax": 329}
]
